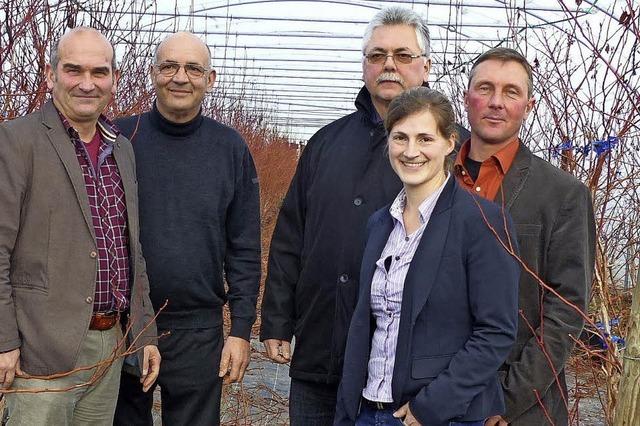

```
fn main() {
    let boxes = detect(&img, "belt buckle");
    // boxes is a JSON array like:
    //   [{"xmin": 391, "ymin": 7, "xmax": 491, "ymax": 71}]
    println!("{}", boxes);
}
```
[{"xmin": 375, "ymin": 401, "xmax": 385, "ymax": 410}]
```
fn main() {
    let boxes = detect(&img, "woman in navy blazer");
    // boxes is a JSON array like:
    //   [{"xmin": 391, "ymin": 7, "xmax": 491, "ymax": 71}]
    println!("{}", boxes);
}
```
[{"xmin": 335, "ymin": 88, "xmax": 520, "ymax": 426}]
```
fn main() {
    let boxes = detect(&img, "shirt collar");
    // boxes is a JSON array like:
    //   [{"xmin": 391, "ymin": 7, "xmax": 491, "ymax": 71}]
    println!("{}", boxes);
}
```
[
  {"xmin": 389, "ymin": 175, "xmax": 450, "ymax": 225},
  {"xmin": 55, "ymin": 107, "xmax": 120, "ymax": 145},
  {"xmin": 454, "ymin": 138, "xmax": 520, "ymax": 176}
]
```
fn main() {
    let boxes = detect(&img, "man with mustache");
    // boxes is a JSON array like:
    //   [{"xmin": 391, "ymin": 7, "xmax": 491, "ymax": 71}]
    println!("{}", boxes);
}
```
[
  {"xmin": 0, "ymin": 27, "xmax": 159, "ymax": 424},
  {"xmin": 113, "ymin": 32, "xmax": 261, "ymax": 425},
  {"xmin": 260, "ymin": 7, "xmax": 468, "ymax": 425},
  {"xmin": 455, "ymin": 48, "xmax": 596, "ymax": 425}
]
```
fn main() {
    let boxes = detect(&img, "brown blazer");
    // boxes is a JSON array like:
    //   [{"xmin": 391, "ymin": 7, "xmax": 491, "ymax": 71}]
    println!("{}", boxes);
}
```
[{"xmin": 0, "ymin": 100, "xmax": 157, "ymax": 376}]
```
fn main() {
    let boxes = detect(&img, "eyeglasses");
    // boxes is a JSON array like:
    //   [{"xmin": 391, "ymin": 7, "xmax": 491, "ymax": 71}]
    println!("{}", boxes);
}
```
[
  {"xmin": 364, "ymin": 52, "xmax": 426, "ymax": 65},
  {"xmin": 153, "ymin": 62, "xmax": 209, "ymax": 78}
]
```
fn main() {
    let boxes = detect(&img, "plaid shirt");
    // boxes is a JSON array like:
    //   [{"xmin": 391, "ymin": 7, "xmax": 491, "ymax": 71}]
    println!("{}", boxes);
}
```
[{"xmin": 58, "ymin": 111, "xmax": 130, "ymax": 313}]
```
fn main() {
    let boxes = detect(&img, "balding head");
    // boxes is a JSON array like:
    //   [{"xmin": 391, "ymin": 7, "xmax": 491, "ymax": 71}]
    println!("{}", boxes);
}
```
[
  {"xmin": 51, "ymin": 27, "xmax": 116, "ymax": 71},
  {"xmin": 150, "ymin": 31, "xmax": 215, "ymax": 124},
  {"xmin": 154, "ymin": 32, "xmax": 211, "ymax": 68}
]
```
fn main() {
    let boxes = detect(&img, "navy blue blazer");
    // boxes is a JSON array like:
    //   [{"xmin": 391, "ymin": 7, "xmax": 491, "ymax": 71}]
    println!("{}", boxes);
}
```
[{"xmin": 335, "ymin": 177, "xmax": 520, "ymax": 426}]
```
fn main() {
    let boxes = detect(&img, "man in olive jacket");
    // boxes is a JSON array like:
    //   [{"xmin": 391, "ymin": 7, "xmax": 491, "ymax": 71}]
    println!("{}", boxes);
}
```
[
  {"xmin": 0, "ymin": 27, "xmax": 158, "ymax": 424},
  {"xmin": 454, "ymin": 48, "xmax": 596, "ymax": 425}
]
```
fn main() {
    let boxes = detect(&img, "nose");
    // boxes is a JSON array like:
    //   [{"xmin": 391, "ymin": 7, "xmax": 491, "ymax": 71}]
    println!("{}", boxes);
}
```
[
  {"xmin": 383, "ymin": 55, "xmax": 397, "ymax": 71},
  {"xmin": 403, "ymin": 139, "xmax": 420, "ymax": 158},
  {"xmin": 78, "ymin": 73, "xmax": 95, "ymax": 91},
  {"xmin": 172, "ymin": 65, "xmax": 189, "ymax": 83},
  {"xmin": 488, "ymin": 91, "xmax": 505, "ymax": 109}
]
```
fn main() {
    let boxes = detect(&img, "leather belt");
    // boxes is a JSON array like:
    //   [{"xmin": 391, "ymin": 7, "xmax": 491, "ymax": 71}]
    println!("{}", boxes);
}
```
[
  {"xmin": 362, "ymin": 397, "xmax": 394, "ymax": 410},
  {"xmin": 89, "ymin": 312, "xmax": 120, "ymax": 331}
]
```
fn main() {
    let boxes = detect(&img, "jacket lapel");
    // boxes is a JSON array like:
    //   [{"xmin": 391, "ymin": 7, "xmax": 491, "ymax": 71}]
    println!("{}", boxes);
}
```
[
  {"xmin": 360, "ymin": 212, "xmax": 394, "ymax": 301},
  {"xmin": 392, "ymin": 177, "xmax": 456, "ymax": 405},
  {"xmin": 344, "ymin": 211, "xmax": 393, "ymax": 420},
  {"xmin": 112, "ymin": 134, "xmax": 138, "ymax": 277},
  {"xmin": 41, "ymin": 101, "xmax": 95, "ymax": 238},
  {"xmin": 496, "ymin": 142, "xmax": 532, "ymax": 210},
  {"xmin": 112, "ymin": 134, "xmax": 135, "ymax": 220}
]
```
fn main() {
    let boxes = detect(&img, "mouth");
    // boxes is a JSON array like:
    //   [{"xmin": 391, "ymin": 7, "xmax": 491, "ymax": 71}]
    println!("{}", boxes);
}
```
[
  {"xmin": 168, "ymin": 88, "xmax": 192, "ymax": 95},
  {"xmin": 484, "ymin": 116, "xmax": 505, "ymax": 124},
  {"xmin": 401, "ymin": 160, "xmax": 427, "ymax": 169},
  {"xmin": 376, "ymin": 73, "xmax": 404, "ymax": 86}
]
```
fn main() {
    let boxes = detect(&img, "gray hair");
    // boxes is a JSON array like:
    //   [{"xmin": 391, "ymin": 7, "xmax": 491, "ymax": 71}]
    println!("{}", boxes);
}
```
[
  {"xmin": 362, "ymin": 6, "xmax": 431, "ymax": 58},
  {"xmin": 50, "ymin": 27, "xmax": 117, "ymax": 71}
]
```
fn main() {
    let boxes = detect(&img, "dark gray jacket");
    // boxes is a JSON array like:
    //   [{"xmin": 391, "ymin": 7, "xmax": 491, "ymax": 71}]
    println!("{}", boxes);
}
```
[{"xmin": 495, "ymin": 143, "xmax": 596, "ymax": 425}]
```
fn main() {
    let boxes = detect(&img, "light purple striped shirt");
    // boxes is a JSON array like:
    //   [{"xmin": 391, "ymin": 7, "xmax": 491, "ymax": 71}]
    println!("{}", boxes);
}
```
[{"xmin": 362, "ymin": 176, "xmax": 450, "ymax": 402}]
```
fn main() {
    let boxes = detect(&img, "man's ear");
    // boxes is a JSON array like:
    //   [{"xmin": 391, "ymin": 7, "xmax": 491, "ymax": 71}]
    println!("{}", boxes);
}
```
[
  {"xmin": 111, "ymin": 69, "xmax": 121, "ymax": 95},
  {"xmin": 45, "ymin": 64, "xmax": 55, "ymax": 90},
  {"xmin": 206, "ymin": 69, "xmax": 216, "ymax": 92},
  {"xmin": 523, "ymin": 96, "xmax": 536, "ymax": 119},
  {"xmin": 422, "ymin": 57, "xmax": 432, "ymax": 84}
]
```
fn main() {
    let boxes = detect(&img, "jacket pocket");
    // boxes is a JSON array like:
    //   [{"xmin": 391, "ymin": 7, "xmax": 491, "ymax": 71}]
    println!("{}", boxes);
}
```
[{"xmin": 411, "ymin": 353, "xmax": 455, "ymax": 379}]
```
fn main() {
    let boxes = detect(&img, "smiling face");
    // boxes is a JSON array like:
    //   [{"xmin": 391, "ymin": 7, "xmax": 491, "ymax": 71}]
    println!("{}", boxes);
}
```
[
  {"xmin": 152, "ymin": 32, "xmax": 216, "ymax": 123},
  {"xmin": 388, "ymin": 109, "xmax": 455, "ymax": 198},
  {"xmin": 464, "ymin": 59, "xmax": 535, "ymax": 152},
  {"xmin": 362, "ymin": 24, "xmax": 430, "ymax": 118},
  {"xmin": 45, "ymin": 29, "xmax": 117, "ymax": 129}
]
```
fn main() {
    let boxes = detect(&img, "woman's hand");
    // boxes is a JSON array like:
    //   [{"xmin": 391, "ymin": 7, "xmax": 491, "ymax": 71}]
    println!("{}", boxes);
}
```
[{"xmin": 393, "ymin": 402, "xmax": 422, "ymax": 425}]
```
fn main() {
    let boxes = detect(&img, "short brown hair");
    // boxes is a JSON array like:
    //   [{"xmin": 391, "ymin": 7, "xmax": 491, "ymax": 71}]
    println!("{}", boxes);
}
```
[
  {"xmin": 385, "ymin": 87, "xmax": 457, "ymax": 171},
  {"xmin": 468, "ymin": 47, "xmax": 533, "ymax": 97}
]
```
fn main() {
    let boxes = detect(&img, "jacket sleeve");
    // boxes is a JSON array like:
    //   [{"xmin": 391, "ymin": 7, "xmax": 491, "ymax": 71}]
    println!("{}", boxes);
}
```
[
  {"xmin": 502, "ymin": 184, "xmax": 596, "ymax": 421},
  {"xmin": 132, "ymin": 234, "xmax": 158, "ymax": 349},
  {"xmin": 225, "ymin": 144, "xmax": 262, "ymax": 341},
  {"xmin": 0, "ymin": 124, "xmax": 28, "ymax": 352},
  {"xmin": 410, "ymin": 203, "xmax": 520, "ymax": 424},
  {"xmin": 259, "ymin": 135, "xmax": 317, "ymax": 342}
]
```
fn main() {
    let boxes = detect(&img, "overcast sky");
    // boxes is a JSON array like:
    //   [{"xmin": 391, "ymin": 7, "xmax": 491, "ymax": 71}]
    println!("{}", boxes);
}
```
[{"xmin": 131, "ymin": 0, "xmax": 621, "ymax": 140}]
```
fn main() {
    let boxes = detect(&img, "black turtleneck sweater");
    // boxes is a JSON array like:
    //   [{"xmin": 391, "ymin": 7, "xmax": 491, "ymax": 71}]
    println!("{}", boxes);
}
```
[{"xmin": 116, "ymin": 105, "xmax": 261, "ymax": 340}]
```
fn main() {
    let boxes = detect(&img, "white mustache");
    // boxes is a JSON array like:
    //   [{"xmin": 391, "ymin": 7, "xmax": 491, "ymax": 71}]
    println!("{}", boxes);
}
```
[{"xmin": 376, "ymin": 73, "xmax": 404, "ymax": 85}]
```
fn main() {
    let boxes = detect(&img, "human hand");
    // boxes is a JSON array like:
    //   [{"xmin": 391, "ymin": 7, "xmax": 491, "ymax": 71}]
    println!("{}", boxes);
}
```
[
  {"xmin": 141, "ymin": 345, "xmax": 161, "ymax": 392},
  {"xmin": 0, "ymin": 348, "xmax": 22, "ymax": 390},
  {"xmin": 393, "ymin": 402, "xmax": 421, "ymax": 426},
  {"xmin": 484, "ymin": 415, "xmax": 508, "ymax": 426},
  {"xmin": 263, "ymin": 339, "xmax": 291, "ymax": 364},
  {"xmin": 219, "ymin": 336, "xmax": 250, "ymax": 384}
]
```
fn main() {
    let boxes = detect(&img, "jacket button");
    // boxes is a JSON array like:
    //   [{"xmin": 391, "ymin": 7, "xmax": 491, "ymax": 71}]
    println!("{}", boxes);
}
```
[
  {"xmin": 90, "ymin": 251, "xmax": 97, "ymax": 258},
  {"xmin": 353, "ymin": 197, "xmax": 363, "ymax": 206},
  {"xmin": 85, "ymin": 296, "xmax": 93, "ymax": 304},
  {"xmin": 369, "ymin": 130, "xmax": 375, "ymax": 137},
  {"xmin": 339, "ymin": 274, "xmax": 349, "ymax": 283}
]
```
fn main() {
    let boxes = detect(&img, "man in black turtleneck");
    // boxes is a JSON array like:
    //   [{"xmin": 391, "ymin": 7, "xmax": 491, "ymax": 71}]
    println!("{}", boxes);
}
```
[{"xmin": 113, "ymin": 32, "xmax": 261, "ymax": 426}]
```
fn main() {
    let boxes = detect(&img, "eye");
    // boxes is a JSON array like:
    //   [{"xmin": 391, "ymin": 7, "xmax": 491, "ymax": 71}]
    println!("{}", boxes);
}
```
[
  {"xmin": 367, "ymin": 53, "xmax": 387, "ymax": 64},
  {"xmin": 418, "ymin": 136, "xmax": 434, "ymax": 145},
  {"xmin": 184, "ymin": 64, "xmax": 206, "ymax": 78},
  {"xmin": 394, "ymin": 53, "xmax": 413, "ymax": 64},
  {"xmin": 506, "ymin": 88, "xmax": 520, "ymax": 97},
  {"xmin": 391, "ymin": 134, "xmax": 407, "ymax": 143},
  {"xmin": 158, "ymin": 62, "xmax": 180, "ymax": 75}
]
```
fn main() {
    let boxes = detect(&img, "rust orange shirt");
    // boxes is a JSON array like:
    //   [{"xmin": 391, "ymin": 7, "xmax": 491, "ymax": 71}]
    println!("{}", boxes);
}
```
[{"xmin": 454, "ymin": 139, "xmax": 520, "ymax": 201}]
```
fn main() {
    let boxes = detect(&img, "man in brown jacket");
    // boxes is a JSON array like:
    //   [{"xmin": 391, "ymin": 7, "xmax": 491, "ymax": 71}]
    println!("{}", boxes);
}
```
[
  {"xmin": 0, "ymin": 27, "xmax": 159, "ymax": 424},
  {"xmin": 455, "ymin": 48, "xmax": 596, "ymax": 425}
]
